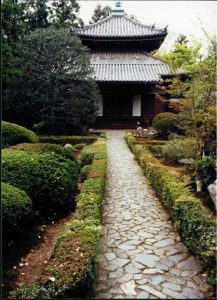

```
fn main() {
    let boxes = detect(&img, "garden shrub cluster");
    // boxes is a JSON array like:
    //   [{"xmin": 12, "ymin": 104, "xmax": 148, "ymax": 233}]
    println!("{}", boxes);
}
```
[
  {"xmin": 2, "ymin": 149, "xmax": 79, "ymax": 216},
  {"xmin": 152, "ymin": 112, "xmax": 181, "ymax": 137},
  {"xmin": 195, "ymin": 156, "xmax": 216, "ymax": 189},
  {"xmin": 39, "ymin": 135, "xmax": 97, "ymax": 146},
  {"xmin": 147, "ymin": 145, "xmax": 163, "ymax": 158},
  {"xmin": 2, "ymin": 182, "xmax": 32, "ymax": 236},
  {"xmin": 80, "ymin": 138, "xmax": 107, "ymax": 167},
  {"xmin": 125, "ymin": 132, "xmax": 217, "ymax": 285},
  {"xmin": 161, "ymin": 137, "xmax": 199, "ymax": 163},
  {"xmin": 73, "ymin": 143, "xmax": 86, "ymax": 151},
  {"xmin": 2, "ymin": 121, "xmax": 38, "ymax": 148},
  {"xmin": 80, "ymin": 165, "xmax": 92, "ymax": 182},
  {"xmin": 8, "ymin": 143, "xmax": 78, "ymax": 165},
  {"xmin": 15, "ymin": 138, "xmax": 107, "ymax": 298}
]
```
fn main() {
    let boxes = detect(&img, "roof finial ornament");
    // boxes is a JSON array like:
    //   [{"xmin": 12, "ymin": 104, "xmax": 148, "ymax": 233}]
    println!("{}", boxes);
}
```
[
  {"xmin": 112, "ymin": 0, "xmax": 124, "ymax": 16},
  {"xmin": 115, "ymin": 1, "xmax": 122, "ymax": 8}
]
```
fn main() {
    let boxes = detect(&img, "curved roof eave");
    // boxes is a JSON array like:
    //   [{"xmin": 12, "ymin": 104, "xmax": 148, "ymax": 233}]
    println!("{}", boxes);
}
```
[{"xmin": 74, "ymin": 14, "xmax": 167, "ymax": 38}]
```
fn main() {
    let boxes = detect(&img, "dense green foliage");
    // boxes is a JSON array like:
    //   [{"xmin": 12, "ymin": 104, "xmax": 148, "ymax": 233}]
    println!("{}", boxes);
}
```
[
  {"xmin": 2, "ymin": 0, "xmax": 83, "ymax": 124},
  {"xmin": 39, "ymin": 135, "xmax": 97, "ymax": 146},
  {"xmin": 125, "ymin": 132, "xmax": 217, "ymax": 284},
  {"xmin": 80, "ymin": 165, "xmax": 92, "ymax": 182},
  {"xmin": 194, "ymin": 157, "xmax": 216, "ymax": 190},
  {"xmin": 4, "ymin": 27, "xmax": 98, "ymax": 132},
  {"xmin": 80, "ymin": 138, "xmax": 107, "ymax": 167},
  {"xmin": 8, "ymin": 143, "xmax": 78, "ymax": 165},
  {"xmin": 2, "ymin": 150, "xmax": 79, "ymax": 216},
  {"xmin": 2, "ymin": 182, "xmax": 32, "ymax": 236},
  {"xmin": 51, "ymin": 0, "xmax": 83, "ymax": 28},
  {"xmin": 73, "ymin": 143, "xmax": 86, "ymax": 151},
  {"xmin": 15, "ymin": 137, "xmax": 107, "ymax": 298},
  {"xmin": 156, "ymin": 34, "xmax": 216, "ymax": 158},
  {"xmin": 152, "ymin": 112, "xmax": 181, "ymax": 137},
  {"xmin": 161, "ymin": 137, "xmax": 199, "ymax": 163},
  {"xmin": 2, "ymin": 121, "xmax": 39, "ymax": 148}
]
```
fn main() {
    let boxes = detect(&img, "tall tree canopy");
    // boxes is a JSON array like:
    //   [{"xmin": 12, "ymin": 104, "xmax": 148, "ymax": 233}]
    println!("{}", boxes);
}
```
[
  {"xmin": 1, "ymin": 0, "xmax": 99, "ymax": 132},
  {"xmin": 51, "ymin": 0, "xmax": 83, "ymax": 28},
  {"xmin": 3, "ymin": 27, "xmax": 98, "ymax": 133},
  {"xmin": 156, "ymin": 34, "xmax": 216, "ymax": 157},
  {"xmin": 90, "ymin": 4, "xmax": 112, "ymax": 23}
]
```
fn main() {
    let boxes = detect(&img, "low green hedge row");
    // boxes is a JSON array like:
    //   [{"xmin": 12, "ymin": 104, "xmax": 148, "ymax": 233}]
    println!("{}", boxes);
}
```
[
  {"xmin": 2, "ymin": 182, "xmax": 32, "ymax": 236},
  {"xmin": 2, "ymin": 146, "xmax": 79, "ymax": 217},
  {"xmin": 2, "ymin": 121, "xmax": 38, "ymax": 148},
  {"xmin": 80, "ymin": 138, "xmax": 107, "ymax": 167},
  {"xmin": 125, "ymin": 132, "xmax": 217, "ymax": 285},
  {"xmin": 39, "ymin": 135, "xmax": 97, "ymax": 146},
  {"xmin": 15, "ymin": 138, "xmax": 107, "ymax": 298}
]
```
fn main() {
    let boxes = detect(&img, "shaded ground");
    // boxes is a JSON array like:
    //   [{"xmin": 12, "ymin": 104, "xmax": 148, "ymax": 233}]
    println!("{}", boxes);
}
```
[
  {"xmin": 5, "ymin": 215, "xmax": 72, "ymax": 297},
  {"xmin": 96, "ymin": 131, "xmax": 213, "ymax": 299}
]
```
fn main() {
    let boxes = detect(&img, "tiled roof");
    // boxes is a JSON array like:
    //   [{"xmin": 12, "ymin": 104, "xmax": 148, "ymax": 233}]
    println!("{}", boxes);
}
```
[
  {"xmin": 75, "ymin": 15, "xmax": 166, "ymax": 38},
  {"xmin": 91, "ymin": 51, "xmax": 173, "ymax": 82}
]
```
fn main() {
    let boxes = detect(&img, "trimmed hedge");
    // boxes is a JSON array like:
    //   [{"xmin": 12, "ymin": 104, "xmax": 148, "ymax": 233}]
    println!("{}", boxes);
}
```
[
  {"xmin": 73, "ymin": 143, "xmax": 86, "ymax": 151},
  {"xmin": 80, "ymin": 138, "xmax": 107, "ymax": 167},
  {"xmin": 39, "ymin": 135, "xmax": 97, "ymax": 146},
  {"xmin": 152, "ymin": 112, "xmax": 180, "ymax": 137},
  {"xmin": 8, "ymin": 143, "xmax": 78, "ymax": 165},
  {"xmin": 2, "ymin": 150, "xmax": 79, "ymax": 216},
  {"xmin": 14, "ymin": 137, "xmax": 107, "ymax": 298},
  {"xmin": 2, "ymin": 121, "xmax": 38, "ymax": 148},
  {"xmin": 2, "ymin": 182, "xmax": 32, "ymax": 235},
  {"xmin": 125, "ymin": 132, "xmax": 217, "ymax": 285},
  {"xmin": 80, "ymin": 165, "xmax": 92, "ymax": 182}
]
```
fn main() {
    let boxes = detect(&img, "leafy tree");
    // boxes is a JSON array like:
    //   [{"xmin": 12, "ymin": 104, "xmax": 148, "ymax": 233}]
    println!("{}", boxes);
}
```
[
  {"xmin": 156, "ymin": 34, "xmax": 216, "ymax": 158},
  {"xmin": 51, "ymin": 0, "xmax": 83, "ymax": 28},
  {"xmin": 2, "ymin": 0, "xmax": 28, "ymax": 46},
  {"xmin": 2, "ymin": 0, "xmax": 28, "ymax": 110},
  {"xmin": 3, "ymin": 27, "xmax": 98, "ymax": 133},
  {"xmin": 90, "ymin": 4, "xmax": 112, "ymax": 23},
  {"xmin": 25, "ymin": 0, "xmax": 51, "ymax": 31}
]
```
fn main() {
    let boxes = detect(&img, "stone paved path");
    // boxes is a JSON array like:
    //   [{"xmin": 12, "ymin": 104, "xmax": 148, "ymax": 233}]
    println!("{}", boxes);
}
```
[{"xmin": 96, "ymin": 131, "xmax": 211, "ymax": 299}]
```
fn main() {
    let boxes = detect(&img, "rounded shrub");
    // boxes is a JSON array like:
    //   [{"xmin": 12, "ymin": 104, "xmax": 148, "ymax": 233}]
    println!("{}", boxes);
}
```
[
  {"xmin": 80, "ymin": 165, "xmax": 91, "ymax": 182},
  {"xmin": 152, "ymin": 112, "xmax": 180, "ymax": 137},
  {"xmin": 9, "ymin": 143, "xmax": 78, "ymax": 165},
  {"xmin": 2, "ymin": 182, "xmax": 32, "ymax": 235},
  {"xmin": 73, "ymin": 143, "xmax": 86, "ymax": 151},
  {"xmin": 2, "ymin": 150, "xmax": 79, "ymax": 216},
  {"xmin": 80, "ymin": 139, "xmax": 107, "ymax": 167},
  {"xmin": 80, "ymin": 151, "xmax": 95, "ymax": 167},
  {"xmin": 2, "ymin": 121, "xmax": 38, "ymax": 148}
]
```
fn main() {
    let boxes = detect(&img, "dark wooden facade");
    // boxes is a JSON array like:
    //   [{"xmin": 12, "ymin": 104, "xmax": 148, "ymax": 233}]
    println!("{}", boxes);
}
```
[
  {"xmin": 74, "ymin": 3, "xmax": 170, "ymax": 129},
  {"xmin": 94, "ymin": 82, "xmax": 166, "ymax": 129}
]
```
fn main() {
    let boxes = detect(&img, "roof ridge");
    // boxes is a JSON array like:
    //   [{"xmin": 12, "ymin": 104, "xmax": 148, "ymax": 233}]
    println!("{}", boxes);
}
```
[
  {"xmin": 83, "ymin": 15, "xmax": 113, "ymax": 29},
  {"xmin": 92, "ymin": 62, "xmax": 165, "ymax": 65},
  {"xmin": 75, "ymin": 14, "xmax": 167, "ymax": 38},
  {"xmin": 122, "ymin": 15, "xmax": 163, "ymax": 33}
]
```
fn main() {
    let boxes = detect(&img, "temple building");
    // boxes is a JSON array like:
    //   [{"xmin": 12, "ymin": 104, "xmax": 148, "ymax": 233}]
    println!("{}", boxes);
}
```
[{"xmin": 74, "ymin": 2, "xmax": 174, "ymax": 129}]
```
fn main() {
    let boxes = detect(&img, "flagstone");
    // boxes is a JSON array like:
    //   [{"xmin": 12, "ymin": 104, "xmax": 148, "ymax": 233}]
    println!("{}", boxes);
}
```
[{"xmin": 95, "ymin": 131, "xmax": 211, "ymax": 299}]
